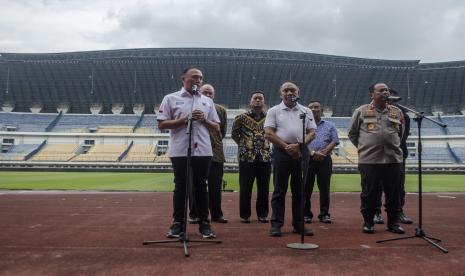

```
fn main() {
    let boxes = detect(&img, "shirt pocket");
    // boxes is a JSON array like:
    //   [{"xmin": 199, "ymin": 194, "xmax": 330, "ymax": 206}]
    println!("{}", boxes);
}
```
[
  {"xmin": 172, "ymin": 105, "xmax": 187, "ymax": 119},
  {"xmin": 196, "ymin": 100, "xmax": 212, "ymax": 117},
  {"xmin": 387, "ymin": 117, "xmax": 401, "ymax": 133},
  {"xmin": 363, "ymin": 117, "xmax": 378, "ymax": 133}
]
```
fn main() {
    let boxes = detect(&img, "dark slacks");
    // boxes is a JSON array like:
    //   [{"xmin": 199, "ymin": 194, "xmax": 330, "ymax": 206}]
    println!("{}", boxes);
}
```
[
  {"xmin": 270, "ymin": 148, "xmax": 306, "ymax": 229},
  {"xmin": 359, "ymin": 163, "xmax": 401, "ymax": 225},
  {"xmin": 375, "ymin": 159, "xmax": 407, "ymax": 213},
  {"xmin": 239, "ymin": 161, "xmax": 271, "ymax": 219},
  {"xmin": 208, "ymin": 161, "xmax": 224, "ymax": 219},
  {"xmin": 171, "ymin": 156, "xmax": 211, "ymax": 223},
  {"xmin": 304, "ymin": 155, "xmax": 332, "ymax": 219}
]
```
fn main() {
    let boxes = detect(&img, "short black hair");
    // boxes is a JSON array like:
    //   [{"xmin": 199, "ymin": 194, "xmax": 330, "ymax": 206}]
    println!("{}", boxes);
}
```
[
  {"xmin": 250, "ymin": 91, "xmax": 265, "ymax": 99},
  {"xmin": 369, "ymin": 82, "xmax": 379, "ymax": 93},
  {"xmin": 280, "ymin": 80, "xmax": 299, "ymax": 88},
  {"xmin": 308, "ymin": 100, "xmax": 321, "ymax": 105},
  {"xmin": 181, "ymin": 67, "xmax": 200, "ymax": 75}
]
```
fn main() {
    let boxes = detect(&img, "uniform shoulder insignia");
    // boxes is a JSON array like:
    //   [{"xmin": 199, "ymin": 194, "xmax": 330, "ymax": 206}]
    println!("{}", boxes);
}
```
[{"xmin": 389, "ymin": 109, "xmax": 398, "ymax": 119}]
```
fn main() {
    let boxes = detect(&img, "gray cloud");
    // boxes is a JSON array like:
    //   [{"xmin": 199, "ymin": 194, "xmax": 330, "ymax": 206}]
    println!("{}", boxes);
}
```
[{"xmin": 1, "ymin": 0, "xmax": 465, "ymax": 62}]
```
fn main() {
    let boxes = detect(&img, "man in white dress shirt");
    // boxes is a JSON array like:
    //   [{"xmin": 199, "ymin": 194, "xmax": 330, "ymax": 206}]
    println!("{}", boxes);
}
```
[
  {"xmin": 157, "ymin": 67, "xmax": 220, "ymax": 239},
  {"xmin": 264, "ymin": 81, "xmax": 317, "ymax": 237}
]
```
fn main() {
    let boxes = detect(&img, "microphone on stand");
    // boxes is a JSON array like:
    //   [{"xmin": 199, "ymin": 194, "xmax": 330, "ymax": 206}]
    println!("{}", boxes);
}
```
[
  {"xmin": 191, "ymin": 84, "xmax": 199, "ymax": 95},
  {"xmin": 385, "ymin": 95, "xmax": 402, "ymax": 102},
  {"xmin": 186, "ymin": 85, "xmax": 198, "ymax": 134}
]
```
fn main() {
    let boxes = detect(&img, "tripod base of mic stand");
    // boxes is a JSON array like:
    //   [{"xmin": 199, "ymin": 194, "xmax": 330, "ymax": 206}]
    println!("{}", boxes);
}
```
[
  {"xmin": 287, "ymin": 242, "xmax": 319, "ymax": 250},
  {"xmin": 376, "ymin": 227, "xmax": 448, "ymax": 253},
  {"xmin": 143, "ymin": 234, "xmax": 222, "ymax": 257}
]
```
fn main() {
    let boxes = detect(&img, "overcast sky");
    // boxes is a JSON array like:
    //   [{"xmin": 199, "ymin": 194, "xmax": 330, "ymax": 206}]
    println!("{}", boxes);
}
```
[{"xmin": 1, "ymin": 0, "xmax": 464, "ymax": 62}]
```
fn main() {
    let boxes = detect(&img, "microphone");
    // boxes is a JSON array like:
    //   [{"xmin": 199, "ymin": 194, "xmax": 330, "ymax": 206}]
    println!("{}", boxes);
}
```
[
  {"xmin": 385, "ymin": 95, "xmax": 401, "ymax": 102},
  {"xmin": 290, "ymin": 95, "xmax": 300, "ymax": 103},
  {"xmin": 191, "ymin": 84, "xmax": 199, "ymax": 94}
]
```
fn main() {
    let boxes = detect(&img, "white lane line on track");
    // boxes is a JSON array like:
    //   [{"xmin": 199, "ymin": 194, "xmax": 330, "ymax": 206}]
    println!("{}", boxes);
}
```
[
  {"xmin": 437, "ymin": 195, "xmax": 456, "ymax": 199},
  {"xmin": 29, "ymin": 224, "xmax": 42, "ymax": 229}
]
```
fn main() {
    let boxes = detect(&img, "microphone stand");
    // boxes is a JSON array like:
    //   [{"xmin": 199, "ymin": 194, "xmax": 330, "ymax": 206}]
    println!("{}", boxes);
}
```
[
  {"xmin": 287, "ymin": 102, "xmax": 319, "ymax": 250},
  {"xmin": 376, "ymin": 104, "xmax": 448, "ymax": 253},
  {"xmin": 143, "ymin": 90, "xmax": 221, "ymax": 257}
]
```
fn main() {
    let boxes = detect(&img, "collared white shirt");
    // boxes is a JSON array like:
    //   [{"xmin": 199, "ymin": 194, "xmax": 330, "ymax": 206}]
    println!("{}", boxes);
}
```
[
  {"xmin": 264, "ymin": 101, "xmax": 317, "ymax": 143},
  {"xmin": 157, "ymin": 88, "xmax": 220, "ymax": 157}
]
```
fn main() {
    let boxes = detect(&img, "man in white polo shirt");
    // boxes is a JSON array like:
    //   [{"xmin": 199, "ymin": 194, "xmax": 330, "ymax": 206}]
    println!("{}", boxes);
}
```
[
  {"xmin": 157, "ymin": 67, "xmax": 220, "ymax": 239},
  {"xmin": 264, "ymin": 81, "xmax": 317, "ymax": 237}
]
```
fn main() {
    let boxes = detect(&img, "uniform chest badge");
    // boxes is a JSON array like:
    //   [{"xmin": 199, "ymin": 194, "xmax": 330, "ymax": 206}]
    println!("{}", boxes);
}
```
[{"xmin": 367, "ymin": 123, "xmax": 375, "ymax": 130}]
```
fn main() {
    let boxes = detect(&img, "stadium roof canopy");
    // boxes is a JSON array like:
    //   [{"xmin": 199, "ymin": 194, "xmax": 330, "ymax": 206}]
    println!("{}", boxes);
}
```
[{"xmin": 1, "ymin": 48, "xmax": 464, "ymax": 115}]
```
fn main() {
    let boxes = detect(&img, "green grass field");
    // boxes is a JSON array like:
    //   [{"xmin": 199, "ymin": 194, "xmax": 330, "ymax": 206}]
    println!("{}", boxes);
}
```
[{"xmin": 0, "ymin": 171, "xmax": 464, "ymax": 192}]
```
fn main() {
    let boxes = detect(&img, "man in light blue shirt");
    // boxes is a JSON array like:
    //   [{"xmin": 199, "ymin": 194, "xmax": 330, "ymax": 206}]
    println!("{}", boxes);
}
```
[{"xmin": 304, "ymin": 100, "xmax": 339, "ymax": 224}]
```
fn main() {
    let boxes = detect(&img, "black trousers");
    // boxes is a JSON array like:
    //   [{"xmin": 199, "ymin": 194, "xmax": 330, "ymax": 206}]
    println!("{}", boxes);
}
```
[
  {"xmin": 239, "ymin": 161, "xmax": 271, "ymax": 219},
  {"xmin": 171, "ymin": 156, "xmax": 211, "ymax": 223},
  {"xmin": 208, "ymin": 161, "xmax": 224, "ymax": 219},
  {"xmin": 375, "ymin": 159, "xmax": 407, "ymax": 213},
  {"xmin": 270, "ymin": 148, "xmax": 306, "ymax": 229},
  {"xmin": 359, "ymin": 163, "xmax": 401, "ymax": 225},
  {"xmin": 304, "ymin": 155, "xmax": 332, "ymax": 219}
]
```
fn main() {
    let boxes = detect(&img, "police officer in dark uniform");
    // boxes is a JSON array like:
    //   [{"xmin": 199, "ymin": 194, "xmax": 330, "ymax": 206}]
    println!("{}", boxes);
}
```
[{"xmin": 348, "ymin": 82, "xmax": 405, "ymax": 234}]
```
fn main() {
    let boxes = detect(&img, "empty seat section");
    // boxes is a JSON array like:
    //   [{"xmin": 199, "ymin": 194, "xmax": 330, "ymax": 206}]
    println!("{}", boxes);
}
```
[
  {"xmin": 135, "ymin": 115, "xmax": 158, "ymax": 133},
  {"xmin": 441, "ymin": 116, "xmax": 465, "ymax": 135},
  {"xmin": 123, "ymin": 144, "xmax": 156, "ymax": 162},
  {"xmin": 0, "ymin": 112, "xmax": 57, "ymax": 132},
  {"xmin": 72, "ymin": 144, "xmax": 126, "ymax": 162},
  {"xmin": 31, "ymin": 144, "xmax": 78, "ymax": 161},
  {"xmin": 0, "ymin": 144, "xmax": 41, "ymax": 161},
  {"xmin": 422, "ymin": 146, "xmax": 456, "ymax": 164},
  {"xmin": 54, "ymin": 114, "xmax": 139, "ymax": 133}
]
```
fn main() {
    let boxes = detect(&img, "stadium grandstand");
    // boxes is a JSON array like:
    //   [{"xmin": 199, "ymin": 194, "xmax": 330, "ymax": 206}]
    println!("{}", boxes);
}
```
[{"xmin": 1, "ymin": 48, "xmax": 465, "ymax": 171}]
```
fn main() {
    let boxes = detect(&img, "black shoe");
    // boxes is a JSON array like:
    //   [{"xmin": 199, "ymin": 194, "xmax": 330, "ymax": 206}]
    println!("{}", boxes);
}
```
[
  {"xmin": 304, "ymin": 216, "xmax": 312, "ymax": 224},
  {"xmin": 188, "ymin": 217, "xmax": 200, "ymax": 224},
  {"xmin": 293, "ymin": 227, "xmax": 314, "ymax": 236},
  {"xmin": 319, "ymin": 214, "xmax": 332, "ymax": 224},
  {"xmin": 167, "ymin": 222, "xmax": 184, "ymax": 238},
  {"xmin": 363, "ymin": 222, "xmax": 375, "ymax": 234},
  {"xmin": 199, "ymin": 222, "xmax": 216, "ymax": 238},
  {"xmin": 212, "ymin": 216, "xmax": 228, "ymax": 223},
  {"xmin": 374, "ymin": 213, "xmax": 384, "ymax": 224},
  {"xmin": 399, "ymin": 213, "xmax": 413, "ymax": 224},
  {"xmin": 269, "ymin": 226, "xmax": 282, "ymax": 237},
  {"xmin": 387, "ymin": 224, "xmax": 405, "ymax": 234},
  {"xmin": 258, "ymin": 217, "xmax": 269, "ymax": 223},
  {"xmin": 240, "ymin": 217, "xmax": 251, "ymax": 223}
]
